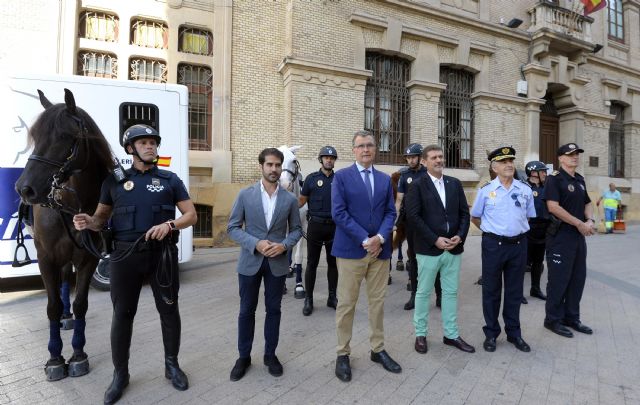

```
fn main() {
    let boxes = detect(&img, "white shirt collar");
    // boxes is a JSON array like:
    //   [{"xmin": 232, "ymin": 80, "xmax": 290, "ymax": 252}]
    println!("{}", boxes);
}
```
[{"xmin": 428, "ymin": 172, "xmax": 443, "ymax": 183}]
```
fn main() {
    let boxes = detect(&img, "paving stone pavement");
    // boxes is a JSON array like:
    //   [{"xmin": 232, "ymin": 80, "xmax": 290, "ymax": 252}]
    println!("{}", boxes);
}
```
[{"xmin": 1, "ymin": 225, "xmax": 639, "ymax": 405}]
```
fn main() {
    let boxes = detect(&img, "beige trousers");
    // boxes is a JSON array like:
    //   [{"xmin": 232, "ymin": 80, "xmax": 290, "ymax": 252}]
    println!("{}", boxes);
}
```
[{"xmin": 335, "ymin": 254, "xmax": 389, "ymax": 356}]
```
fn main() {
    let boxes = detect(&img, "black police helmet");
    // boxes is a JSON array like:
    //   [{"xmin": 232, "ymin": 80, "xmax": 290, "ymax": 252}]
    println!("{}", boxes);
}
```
[
  {"xmin": 403, "ymin": 143, "xmax": 423, "ymax": 156},
  {"xmin": 122, "ymin": 124, "xmax": 161, "ymax": 154},
  {"xmin": 318, "ymin": 145, "xmax": 338, "ymax": 159},
  {"xmin": 525, "ymin": 160, "xmax": 547, "ymax": 177}
]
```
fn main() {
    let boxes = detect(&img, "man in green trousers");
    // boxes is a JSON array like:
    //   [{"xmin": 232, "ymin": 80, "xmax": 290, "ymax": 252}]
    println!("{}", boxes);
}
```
[{"xmin": 404, "ymin": 144, "xmax": 474, "ymax": 354}]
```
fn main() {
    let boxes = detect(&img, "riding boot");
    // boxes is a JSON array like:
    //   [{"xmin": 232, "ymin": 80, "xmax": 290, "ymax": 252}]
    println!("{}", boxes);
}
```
[
  {"xmin": 160, "ymin": 311, "xmax": 188, "ymax": 390},
  {"xmin": 105, "ymin": 316, "xmax": 132, "ymax": 405},
  {"xmin": 303, "ymin": 296, "xmax": 313, "ymax": 316},
  {"xmin": 104, "ymin": 368, "xmax": 129, "ymax": 405},
  {"xmin": 404, "ymin": 260, "xmax": 417, "ymax": 310},
  {"xmin": 530, "ymin": 262, "xmax": 547, "ymax": 300},
  {"xmin": 326, "ymin": 289, "xmax": 338, "ymax": 309}
]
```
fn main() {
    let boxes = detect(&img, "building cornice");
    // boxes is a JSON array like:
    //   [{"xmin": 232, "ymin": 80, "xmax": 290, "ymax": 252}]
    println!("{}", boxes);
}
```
[
  {"xmin": 471, "ymin": 91, "xmax": 529, "ymax": 105},
  {"xmin": 588, "ymin": 55, "xmax": 640, "ymax": 79},
  {"xmin": 278, "ymin": 57, "xmax": 372, "ymax": 90}
]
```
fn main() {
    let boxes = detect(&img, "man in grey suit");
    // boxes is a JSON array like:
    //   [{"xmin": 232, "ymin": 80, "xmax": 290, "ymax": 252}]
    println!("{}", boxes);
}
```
[{"xmin": 227, "ymin": 148, "xmax": 303, "ymax": 381}]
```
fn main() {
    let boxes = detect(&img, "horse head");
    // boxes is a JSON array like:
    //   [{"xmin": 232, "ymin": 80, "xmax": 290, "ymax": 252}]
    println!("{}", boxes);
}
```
[
  {"xmin": 277, "ymin": 145, "xmax": 302, "ymax": 193},
  {"xmin": 15, "ymin": 88, "xmax": 113, "ymax": 208}
]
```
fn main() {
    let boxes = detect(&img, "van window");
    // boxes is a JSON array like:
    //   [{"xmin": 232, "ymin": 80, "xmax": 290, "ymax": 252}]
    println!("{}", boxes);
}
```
[{"xmin": 119, "ymin": 103, "xmax": 159, "ymax": 145}]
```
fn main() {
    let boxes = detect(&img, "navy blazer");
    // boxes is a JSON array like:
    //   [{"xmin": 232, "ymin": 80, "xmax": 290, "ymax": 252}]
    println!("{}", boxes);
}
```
[
  {"xmin": 404, "ymin": 174, "xmax": 470, "ymax": 256},
  {"xmin": 331, "ymin": 163, "xmax": 396, "ymax": 259}
]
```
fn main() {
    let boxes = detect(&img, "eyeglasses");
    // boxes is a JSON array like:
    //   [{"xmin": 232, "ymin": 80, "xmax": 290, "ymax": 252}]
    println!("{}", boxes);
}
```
[
  {"xmin": 511, "ymin": 193, "xmax": 521, "ymax": 207},
  {"xmin": 354, "ymin": 143, "xmax": 375, "ymax": 150}
]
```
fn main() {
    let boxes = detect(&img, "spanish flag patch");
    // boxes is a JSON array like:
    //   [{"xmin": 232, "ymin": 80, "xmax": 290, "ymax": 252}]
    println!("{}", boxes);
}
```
[{"xmin": 157, "ymin": 156, "xmax": 172, "ymax": 167}]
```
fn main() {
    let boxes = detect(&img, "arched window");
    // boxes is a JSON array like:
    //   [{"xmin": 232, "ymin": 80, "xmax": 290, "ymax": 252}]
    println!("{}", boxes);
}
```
[
  {"xmin": 129, "ymin": 58, "xmax": 167, "ymax": 83},
  {"xmin": 78, "ymin": 10, "xmax": 118, "ymax": 42},
  {"xmin": 438, "ymin": 67, "xmax": 475, "ymax": 169},
  {"xmin": 364, "ymin": 52, "xmax": 411, "ymax": 165},
  {"xmin": 609, "ymin": 103, "xmax": 625, "ymax": 178}
]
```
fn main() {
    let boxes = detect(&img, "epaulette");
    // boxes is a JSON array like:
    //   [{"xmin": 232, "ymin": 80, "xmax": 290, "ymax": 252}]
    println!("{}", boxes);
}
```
[
  {"xmin": 155, "ymin": 168, "xmax": 173, "ymax": 178},
  {"xmin": 550, "ymin": 170, "xmax": 560, "ymax": 176},
  {"xmin": 399, "ymin": 167, "xmax": 410, "ymax": 174},
  {"xmin": 480, "ymin": 181, "xmax": 491, "ymax": 189}
]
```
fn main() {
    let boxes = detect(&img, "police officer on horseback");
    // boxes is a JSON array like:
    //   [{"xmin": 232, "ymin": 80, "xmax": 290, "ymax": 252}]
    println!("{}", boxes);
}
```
[
  {"xmin": 73, "ymin": 124, "xmax": 197, "ymax": 404},
  {"xmin": 524, "ymin": 161, "xmax": 549, "ymax": 303},
  {"xmin": 298, "ymin": 146, "xmax": 339, "ymax": 316}
]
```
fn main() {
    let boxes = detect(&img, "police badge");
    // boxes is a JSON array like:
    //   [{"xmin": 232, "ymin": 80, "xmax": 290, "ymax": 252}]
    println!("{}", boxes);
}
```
[
  {"xmin": 568, "ymin": 184, "xmax": 575, "ymax": 192},
  {"xmin": 533, "ymin": 191, "xmax": 538, "ymax": 197},
  {"xmin": 407, "ymin": 177, "xmax": 413, "ymax": 184},
  {"xmin": 123, "ymin": 180, "xmax": 134, "ymax": 191},
  {"xmin": 317, "ymin": 179, "xmax": 323, "ymax": 187},
  {"xmin": 152, "ymin": 178, "xmax": 160, "ymax": 186}
]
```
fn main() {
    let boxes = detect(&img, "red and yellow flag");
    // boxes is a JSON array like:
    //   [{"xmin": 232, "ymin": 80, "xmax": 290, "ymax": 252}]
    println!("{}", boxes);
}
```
[
  {"xmin": 581, "ymin": 0, "xmax": 606, "ymax": 15},
  {"xmin": 156, "ymin": 156, "xmax": 172, "ymax": 167}
]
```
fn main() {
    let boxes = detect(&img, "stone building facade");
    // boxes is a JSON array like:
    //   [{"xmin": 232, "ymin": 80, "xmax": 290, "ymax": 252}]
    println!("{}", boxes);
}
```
[{"xmin": 1, "ymin": 0, "xmax": 639, "ymax": 245}]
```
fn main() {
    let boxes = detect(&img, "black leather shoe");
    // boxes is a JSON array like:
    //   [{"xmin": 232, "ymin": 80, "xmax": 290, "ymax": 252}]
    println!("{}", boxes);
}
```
[
  {"xmin": 544, "ymin": 321, "xmax": 574, "ymax": 338},
  {"xmin": 388, "ymin": 275, "xmax": 392, "ymax": 285},
  {"xmin": 506, "ymin": 336, "xmax": 531, "ymax": 352},
  {"xmin": 302, "ymin": 297, "xmax": 313, "ymax": 316},
  {"xmin": 326, "ymin": 292, "xmax": 338, "ymax": 309},
  {"xmin": 521, "ymin": 296, "xmax": 528, "ymax": 304},
  {"xmin": 370, "ymin": 350, "xmax": 402, "ymax": 373},
  {"xmin": 530, "ymin": 287, "xmax": 547, "ymax": 300},
  {"xmin": 403, "ymin": 293, "xmax": 415, "ymax": 310},
  {"xmin": 414, "ymin": 336, "xmax": 427, "ymax": 354},
  {"xmin": 562, "ymin": 320, "xmax": 593, "ymax": 335},
  {"xmin": 165, "ymin": 356, "xmax": 189, "ymax": 391},
  {"xmin": 230, "ymin": 357, "xmax": 251, "ymax": 381},
  {"xmin": 335, "ymin": 355, "xmax": 351, "ymax": 382},
  {"xmin": 483, "ymin": 337, "xmax": 496, "ymax": 352},
  {"xmin": 263, "ymin": 355, "xmax": 283, "ymax": 377},
  {"xmin": 443, "ymin": 336, "xmax": 475, "ymax": 353},
  {"xmin": 396, "ymin": 261, "xmax": 404, "ymax": 271},
  {"xmin": 104, "ymin": 369, "xmax": 129, "ymax": 405}
]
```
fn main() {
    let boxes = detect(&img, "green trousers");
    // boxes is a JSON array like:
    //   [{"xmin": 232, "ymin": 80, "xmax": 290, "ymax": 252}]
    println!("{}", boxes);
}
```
[{"xmin": 414, "ymin": 252, "xmax": 461, "ymax": 339}]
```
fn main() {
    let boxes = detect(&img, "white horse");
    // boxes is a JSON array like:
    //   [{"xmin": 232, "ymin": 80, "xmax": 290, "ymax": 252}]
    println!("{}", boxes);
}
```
[{"xmin": 278, "ymin": 145, "xmax": 307, "ymax": 298}]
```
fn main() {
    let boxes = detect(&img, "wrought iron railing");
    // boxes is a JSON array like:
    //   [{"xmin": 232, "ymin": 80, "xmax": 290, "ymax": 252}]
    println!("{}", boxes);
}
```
[
  {"xmin": 178, "ymin": 64, "xmax": 213, "ymax": 151},
  {"xmin": 438, "ymin": 67, "xmax": 474, "ymax": 169}
]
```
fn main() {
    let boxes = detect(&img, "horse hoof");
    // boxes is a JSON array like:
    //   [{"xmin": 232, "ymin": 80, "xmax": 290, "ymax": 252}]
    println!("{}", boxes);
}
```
[
  {"xmin": 68, "ymin": 352, "xmax": 90, "ymax": 377},
  {"xmin": 60, "ymin": 315, "xmax": 74, "ymax": 331},
  {"xmin": 45, "ymin": 357, "xmax": 68, "ymax": 381},
  {"xmin": 294, "ymin": 283, "xmax": 305, "ymax": 299}
]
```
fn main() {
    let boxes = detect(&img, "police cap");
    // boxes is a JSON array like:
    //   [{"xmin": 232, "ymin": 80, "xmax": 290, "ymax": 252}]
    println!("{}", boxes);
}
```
[
  {"xmin": 318, "ymin": 145, "xmax": 338, "ymax": 159},
  {"xmin": 122, "ymin": 124, "xmax": 161, "ymax": 154},
  {"xmin": 403, "ymin": 143, "xmax": 423, "ymax": 156},
  {"xmin": 525, "ymin": 160, "xmax": 547, "ymax": 177},
  {"xmin": 488, "ymin": 146, "xmax": 516, "ymax": 162},
  {"xmin": 557, "ymin": 143, "xmax": 584, "ymax": 156}
]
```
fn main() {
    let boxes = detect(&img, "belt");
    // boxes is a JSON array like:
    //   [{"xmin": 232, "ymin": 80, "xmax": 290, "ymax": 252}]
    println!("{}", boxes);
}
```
[
  {"xmin": 114, "ymin": 239, "xmax": 162, "ymax": 252},
  {"xmin": 309, "ymin": 216, "xmax": 334, "ymax": 225},
  {"xmin": 483, "ymin": 232, "xmax": 525, "ymax": 244}
]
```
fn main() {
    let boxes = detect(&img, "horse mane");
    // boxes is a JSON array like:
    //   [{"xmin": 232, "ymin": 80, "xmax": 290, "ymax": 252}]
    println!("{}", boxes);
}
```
[
  {"xmin": 391, "ymin": 171, "xmax": 401, "ymax": 201},
  {"xmin": 28, "ymin": 103, "xmax": 114, "ymax": 180}
]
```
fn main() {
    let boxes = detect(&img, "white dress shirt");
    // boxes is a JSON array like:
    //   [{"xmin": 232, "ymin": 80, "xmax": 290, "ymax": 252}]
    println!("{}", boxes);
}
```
[
  {"xmin": 260, "ymin": 180, "xmax": 279, "ymax": 228},
  {"xmin": 355, "ymin": 161, "xmax": 374, "ymax": 195},
  {"xmin": 428, "ymin": 172, "xmax": 446, "ymax": 208}
]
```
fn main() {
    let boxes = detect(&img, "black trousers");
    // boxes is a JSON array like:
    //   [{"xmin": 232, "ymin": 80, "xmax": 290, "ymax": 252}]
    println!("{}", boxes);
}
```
[
  {"xmin": 481, "ymin": 235, "xmax": 527, "ymax": 339},
  {"xmin": 304, "ymin": 219, "xmax": 338, "ymax": 297},
  {"xmin": 527, "ymin": 241, "xmax": 545, "ymax": 289},
  {"xmin": 109, "ymin": 243, "xmax": 181, "ymax": 369},
  {"xmin": 545, "ymin": 229, "xmax": 587, "ymax": 324}
]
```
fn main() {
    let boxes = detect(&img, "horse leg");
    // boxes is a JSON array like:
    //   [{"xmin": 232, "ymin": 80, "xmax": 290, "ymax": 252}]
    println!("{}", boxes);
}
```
[
  {"xmin": 60, "ymin": 263, "xmax": 74, "ymax": 330},
  {"xmin": 67, "ymin": 256, "xmax": 97, "ymax": 377},
  {"xmin": 293, "ymin": 212, "xmax": 307, "ymax": 299},
  {"xmin": 40, "ymin": 260, "xmax": 67, "ymax": 381}
]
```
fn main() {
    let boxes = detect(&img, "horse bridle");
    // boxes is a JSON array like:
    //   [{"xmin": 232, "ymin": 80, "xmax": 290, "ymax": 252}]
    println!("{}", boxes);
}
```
[{"xmin": 281, "ymin": 159, "xmax": 301, "ymax": 192}]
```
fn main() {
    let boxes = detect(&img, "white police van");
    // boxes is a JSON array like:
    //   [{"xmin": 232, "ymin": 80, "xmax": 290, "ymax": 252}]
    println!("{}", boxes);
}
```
[{"xmin": 0, "ymin": 74, "xmax": 192, "ymax": 291}]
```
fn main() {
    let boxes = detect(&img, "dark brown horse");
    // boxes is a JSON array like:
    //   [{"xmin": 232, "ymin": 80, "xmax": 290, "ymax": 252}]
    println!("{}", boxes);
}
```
[
  {"xmin": 15, "ymin": 89, "xmax": 113, "ymax": 381},
  {"xmin": 391, "ymin": 171, "xmax": 406, "ymax": 250}
]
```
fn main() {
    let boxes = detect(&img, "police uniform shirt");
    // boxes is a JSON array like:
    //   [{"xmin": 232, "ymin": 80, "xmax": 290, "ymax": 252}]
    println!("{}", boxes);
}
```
[
  {"xmin": 543, "ymin": 168, "xmax": 591, "ymax": 228},
  {"xmin": 99, "ymin": 166, "xmax": 190, "ymax": 241},
  {"xmin": 470, "ymin": 177, "xmax": 536, "ymax": 237},
  {"xmin": 397, "ymin": 165, "xmax": 427, "ymax": 194},
  {"xmin": 528, "ymin": 182, "xmax": 548, "ymax": 220},
  {"xmin": 301, "ymin": 170, "xmax": 334, "ymax": 219}
]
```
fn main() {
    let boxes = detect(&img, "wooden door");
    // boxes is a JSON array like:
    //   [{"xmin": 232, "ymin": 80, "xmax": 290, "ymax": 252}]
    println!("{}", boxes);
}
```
[{"xmin": 540, "ymin": 114, "xmax": 558, "ymax": 166}]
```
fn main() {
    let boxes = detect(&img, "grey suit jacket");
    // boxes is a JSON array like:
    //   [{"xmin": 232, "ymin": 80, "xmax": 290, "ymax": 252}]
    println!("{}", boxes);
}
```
[{"xmin": 227, "ymin": 181, "xmax": 303, "ymax": 276}]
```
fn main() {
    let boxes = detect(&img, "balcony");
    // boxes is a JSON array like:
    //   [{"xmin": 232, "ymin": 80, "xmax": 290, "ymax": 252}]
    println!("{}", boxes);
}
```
[{"xmin": 527, "ymin": 1, "xmax": 595, "ymax": 60}]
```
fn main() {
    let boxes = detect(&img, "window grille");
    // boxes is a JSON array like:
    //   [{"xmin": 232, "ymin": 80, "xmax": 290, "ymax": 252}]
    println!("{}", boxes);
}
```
[
  {"xmin": 364, "ymin": 52, "xmax": 411, "ymax": 165},
  {"xmin": 178, "ymin": 26, "xmax": 213, "ymax": 56},
  {"xmin": 77, "ymin": 51, "xmax": 117, "ymax": 78},
  {"xmin": 608, "ymin": 0, "xmax": 624, "ymax": 41},
  {"xmin": 193, "ymin": 204, "xmax": 212, "ymax": 238},
  {"xmin": 130, "ymin": 58, "xmax": 167, "ymax": 83},
  {"xmin": 78, "ymin": 11, "xmax": 118, "ymax": 42},
  {"xmin": 609, "ymin": 103, "xmax": 625, "ymax": 178},
  {"xmin": 438, "ymin": 67, "xmax": 475, "ymax": 169},
  {"xmin": 178, "ymin": 64, "xmax": 213, "ymax": 151},
  {"xmin": 131, "ymin": 19, "xmax": 168, "ymax": 49}
]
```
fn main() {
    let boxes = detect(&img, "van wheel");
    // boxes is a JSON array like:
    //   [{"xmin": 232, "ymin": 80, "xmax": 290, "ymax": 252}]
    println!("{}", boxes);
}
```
[{"xmin": 90, "ymin": 259, "xmax": 110, "ymax": 291}]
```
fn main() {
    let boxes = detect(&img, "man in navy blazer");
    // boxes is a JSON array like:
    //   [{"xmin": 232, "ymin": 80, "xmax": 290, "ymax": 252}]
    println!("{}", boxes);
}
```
[
  {"xmin": 332, "ymin": 130, "xmax": 401, "ymax": 382},
  {"xmin": 227, "ymin": 148, "xmax": 302, "ymax": 381},
  {"xmin": 405, "ymin": 144, "xmax": 474, "ymax": 355}
]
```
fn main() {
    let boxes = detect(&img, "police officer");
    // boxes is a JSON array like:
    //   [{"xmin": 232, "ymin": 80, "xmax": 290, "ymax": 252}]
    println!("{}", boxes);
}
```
[
  {"xmin": 397, "ymin": 143, "xmax": 442, "ymax": 310},
  {"xmin": 543, "ymin": 143, "xmax": 595, "ymax": 338},
  {"xmin": 471, "ymin": 146, "xmax": 536, "ymax": 353},
  {"xmin": 298, "ymin": 146, "xmax": 339, "ymax": 316},
  {"xmin": 524, "ymin": 161, "xmax": 549, "ymax": 303},
  {"xmin": 73, "ymin": 124, "xmax": 197, "ymax": 404}
]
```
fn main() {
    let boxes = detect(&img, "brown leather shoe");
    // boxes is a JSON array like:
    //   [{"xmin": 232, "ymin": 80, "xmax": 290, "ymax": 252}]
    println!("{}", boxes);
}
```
[
  {"xmin": 414, "ymin": 336, "xmax": 427, "ymax": 354},
  {"xmin": 443, "ymin": 336, "xmax": 475, "ymax": 353}
]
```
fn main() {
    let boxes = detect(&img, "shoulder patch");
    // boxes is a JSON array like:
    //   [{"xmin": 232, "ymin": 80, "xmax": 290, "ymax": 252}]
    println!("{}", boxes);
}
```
[
  {"xmin": 551, "ymin": 170, "xmax": 560, "ymax": 176},
  {"xmin": 480, "ymin": 181, "xmax": 491, "ymax": 189}
]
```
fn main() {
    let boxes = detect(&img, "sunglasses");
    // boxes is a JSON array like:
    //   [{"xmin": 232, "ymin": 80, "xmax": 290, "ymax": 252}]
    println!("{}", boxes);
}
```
[{"xmin": 511, "ymin": 193, "xmax": 521, "ymax": 207}]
